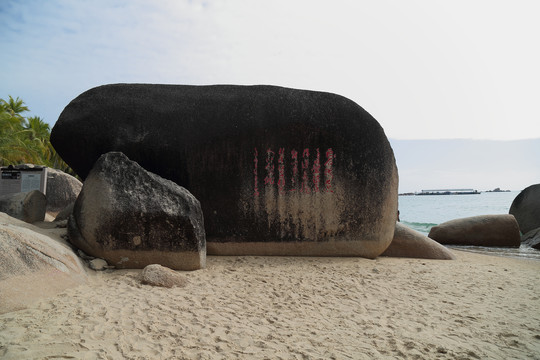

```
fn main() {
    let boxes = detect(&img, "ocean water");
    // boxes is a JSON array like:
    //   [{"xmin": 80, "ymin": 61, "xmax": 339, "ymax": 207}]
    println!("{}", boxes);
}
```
[{"xmin": 398, "ymin": 191, "xmax": 540, "ymax": 260}]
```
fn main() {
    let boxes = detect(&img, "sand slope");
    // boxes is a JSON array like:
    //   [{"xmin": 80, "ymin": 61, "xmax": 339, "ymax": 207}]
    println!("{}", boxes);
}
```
[{"xmin": 1, "ymin": 252, "xmax": 539, "ymax": 359}]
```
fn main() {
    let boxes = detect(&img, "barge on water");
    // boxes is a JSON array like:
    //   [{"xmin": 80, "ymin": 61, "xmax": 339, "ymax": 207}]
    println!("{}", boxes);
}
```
[{"xmin": 417, "ymin": 189, "xmax": 481, "ymax": 195}]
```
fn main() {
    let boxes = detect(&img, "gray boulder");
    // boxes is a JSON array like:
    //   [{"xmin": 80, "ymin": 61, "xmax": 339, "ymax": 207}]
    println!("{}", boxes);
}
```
[
  {"xmin": 0, "ymin": 212, "xmax": 87, "ymax": 314},
  {"xmin": 51, "ymin": 84, "xmax": 398, "ymax": 258},
  {"xmin": 0, "ymin": 190, "xmax": 46, "ymax": 223},
  {"xmin": 521, "ymin": 227, "xmax": 540, "ymax": 250},
  {"xmin": 140, "ymin": 264, "xmax": 188, "ymax": 288},
  {"xmin": 68, "ymin": 152, "xmax": 206, "ymax": 270},
  {"xmin": 509, "ymin": 184, "xmax": 540, "ymax": 234},
  {"xmin": 428, "ymin": 214, "xmax": 521, "ymax": 247},
  {"xmin": 46, "ymin": 168, "xmax": 82, "ymax": 214},
  {"xmin": 381, "ymin": 223, "xmax": 456, "ymax": 260}
]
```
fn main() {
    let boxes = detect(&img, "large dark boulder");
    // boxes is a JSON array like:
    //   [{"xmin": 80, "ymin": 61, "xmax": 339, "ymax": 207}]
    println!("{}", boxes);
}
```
[
  {"xmin": 68, "ymin": 152, "xmax": 206, "ymax": 270},
  {"xmin": 509, "ymin": 184, "xmax": 540, "ymax": 234},
  {"xmin": 52, "ymin": 84, "xmax": 398, "ymax": 258},
  {"xmin": 381, "ymin": 223, "xmax": 456, "ymax": 260},
  {"xmin": 428, "ymin": 214, "xmax": 521, "ymax": 247}
]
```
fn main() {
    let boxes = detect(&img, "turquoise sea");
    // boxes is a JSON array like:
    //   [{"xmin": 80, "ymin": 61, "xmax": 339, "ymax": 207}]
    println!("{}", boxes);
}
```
[{"xmin": 398, "ymin": 191, "xmax": 540, "ymax": 260}]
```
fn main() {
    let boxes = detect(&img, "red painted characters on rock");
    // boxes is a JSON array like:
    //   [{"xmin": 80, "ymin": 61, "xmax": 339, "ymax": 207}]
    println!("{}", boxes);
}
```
[
  {"xmin": 264, "ymin": 148, "xmax": 275, "ymax": 186},
  {"xmin": 325, "ymin": 148, "xmax": 334, "ymax": 193},
  {"xmin": 278, "ymin": 148, "xmax": 286, "ymax": 195},
  {"xmin": 253, "ymin": 147, "xmax": 335, "ymax": 197},
  {"xmin": 253, "ymin": 148, "xmax": 260, "ymax": 197}
]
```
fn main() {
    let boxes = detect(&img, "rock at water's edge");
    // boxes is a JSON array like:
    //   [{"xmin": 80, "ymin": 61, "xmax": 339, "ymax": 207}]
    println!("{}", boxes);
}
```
[
  {"xmin": 428, "ymin": 214, "xmax": 521, "ymax": 247},
  {"xmin": 509, "ymin": 184, "xmax": 540, "ymax": 234},
  {"xmin": 521, "ymin": 227, "xmax": 540, "ymax": 250}
]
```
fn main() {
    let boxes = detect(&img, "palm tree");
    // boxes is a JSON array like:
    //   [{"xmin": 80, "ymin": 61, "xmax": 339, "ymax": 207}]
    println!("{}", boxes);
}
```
[
  {"xmin": 0, "ymin": 96, "xmax": 76, "ymax": 175},
  {"xmin": 26, "ymin": 116, "xmax": 51, "ymax": 142},
  {"xmin": 1, "ymin": 97, "xmax": 42, "ymax": 166},
  {"xmin": 2, "ymin": 96, "xmax": 29, "ymax": 119}
]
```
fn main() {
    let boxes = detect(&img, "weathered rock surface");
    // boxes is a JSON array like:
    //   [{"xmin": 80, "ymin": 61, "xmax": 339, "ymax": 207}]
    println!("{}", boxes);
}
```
[
  {"xmin": 54, "ymin": 202, "xmax": 75, "ymax": 222},
  {"xmin": 521, "ymin": 227, "xmax": 540, "ymax": 250},
  {"xmin": 428, "ymin": 214, "xmax": 521, "ymax": 247},
  {"xmin": 68, "ymin": 152, "xmax": 206, "ymax": 270},
  {"xmin": 0, "ymin": 212, "xmax": 87, "ymax": 314},
  {"xmin": 89, "ymin": 258, "xmax": 109, "ymax": 271},
  {"xmin": 381, "ymin": 222, "xmax": 456, "ymax": 260},
  {"xmin": 46, "ymin": 167, "xmax": 82, "ymax": 214},
  {"xmin": 509, "ymin": 184, "xmax": 540, "ymax": 234},
  {"xmin": 51, "ymin": 84, "xmax": 398, "ymax": 258},
  {"xmin": 0, "ymin": 190, "xmax": 47, "ymax": 223},
  {"xmin": 140, "ymin": 264, "xmax": 188, "ymax": 288}
]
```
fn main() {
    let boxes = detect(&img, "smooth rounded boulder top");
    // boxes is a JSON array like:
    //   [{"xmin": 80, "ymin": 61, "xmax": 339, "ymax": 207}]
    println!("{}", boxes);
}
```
[
  {"xmin": 51, "ymin": 84, "xmax": 398, "ymax": 258},
  {"xmin": 509, "ymin": 184, "xmax": 540, "ymax": 234},
  {"xmin": 428, "ymin": 214, "xmax": 521, "ymax": 247}
]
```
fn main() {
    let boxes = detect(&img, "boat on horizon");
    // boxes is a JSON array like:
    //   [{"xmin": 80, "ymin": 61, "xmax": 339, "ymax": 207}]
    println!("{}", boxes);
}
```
[{"xmin": 416, "ymin": 189, "xmax": 481, "ymax": 195}]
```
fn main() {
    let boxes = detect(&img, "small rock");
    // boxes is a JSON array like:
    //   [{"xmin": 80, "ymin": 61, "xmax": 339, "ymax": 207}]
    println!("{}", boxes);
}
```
[
  {"xmin": 89, "ymin": 258, "xmax": 108, "ymax": 271},
  {"xmin": 54, "ymin": 202, "xmax": 75, "ymax": 222},
  {"xmin": 55, "ymin": 219, "xmax": 68, "ymax": 228},
  {"xmin": 437, "ymin": 347, "xmax": 447, "ymax": 354},
  {"xmin": 77, "ymin": 249, "xmax": 94, "ymax": 260},
  {"xmin": 522, "ymin": 227, "xmax": 540, "ymax": 250},
  {"xmin": 140, "ymin": 264, "xmax": 188, "ymax": 288}
]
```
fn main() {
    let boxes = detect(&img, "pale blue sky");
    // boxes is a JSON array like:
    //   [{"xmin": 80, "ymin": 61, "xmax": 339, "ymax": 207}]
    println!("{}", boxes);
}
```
[
  {"xmin": 390, "ymin": 139, "xmax": 540, "ymax": 193},
  {"xmin": 2, "ymin": 0, "xmax": 539, "ymax": 141}
]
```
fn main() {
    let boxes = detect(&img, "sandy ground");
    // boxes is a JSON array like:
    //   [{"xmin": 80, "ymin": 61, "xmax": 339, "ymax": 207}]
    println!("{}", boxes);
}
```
[{"xmin": 0, "ymin": 251, "xmax": 539, "ymax": 360}]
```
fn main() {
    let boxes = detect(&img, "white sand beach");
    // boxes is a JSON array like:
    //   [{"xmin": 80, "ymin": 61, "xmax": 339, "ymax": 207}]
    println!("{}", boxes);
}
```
[{"xmin": 1, "ymin": 250, "xmax": 539, "ymax": 359}]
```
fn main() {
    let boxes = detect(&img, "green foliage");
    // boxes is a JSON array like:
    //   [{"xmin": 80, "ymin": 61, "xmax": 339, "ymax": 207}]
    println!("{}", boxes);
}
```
[{"xmin": 0, "ymin": 96, "xmax": 75, "ymax": 175}]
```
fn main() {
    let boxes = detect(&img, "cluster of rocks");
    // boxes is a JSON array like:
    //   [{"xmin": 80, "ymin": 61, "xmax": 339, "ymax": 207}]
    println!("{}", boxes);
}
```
[
  {"xmin": 422, "ymin": 184, "xmax": 540, "ymax": 250},
  {"xmin": 48, "ymin": 84, "xmax": 540, "ymax": 264},
  {"xmin": 0, "ymin": 190, "xmax": 47, "ymax": 223},
  {"xmin": 0, "ymin": 166, "xmax": 81, "ymax": 223},
  {"xmin": 0, "ymin": 167, "xmax": 87, "ymax": 313},
  {"xmin": 50, "ymin": 83, "xmax": 401, "ymax": 267},
  {"xmin": 4, "ymin": 83, "xmax": 538, "ymax": 313}
]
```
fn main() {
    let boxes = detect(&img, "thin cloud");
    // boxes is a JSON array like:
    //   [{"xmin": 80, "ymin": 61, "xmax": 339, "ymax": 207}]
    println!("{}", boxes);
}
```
[{"xmin": 0, "ymin": 0, "xmax": 539, "ymax": 140}]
